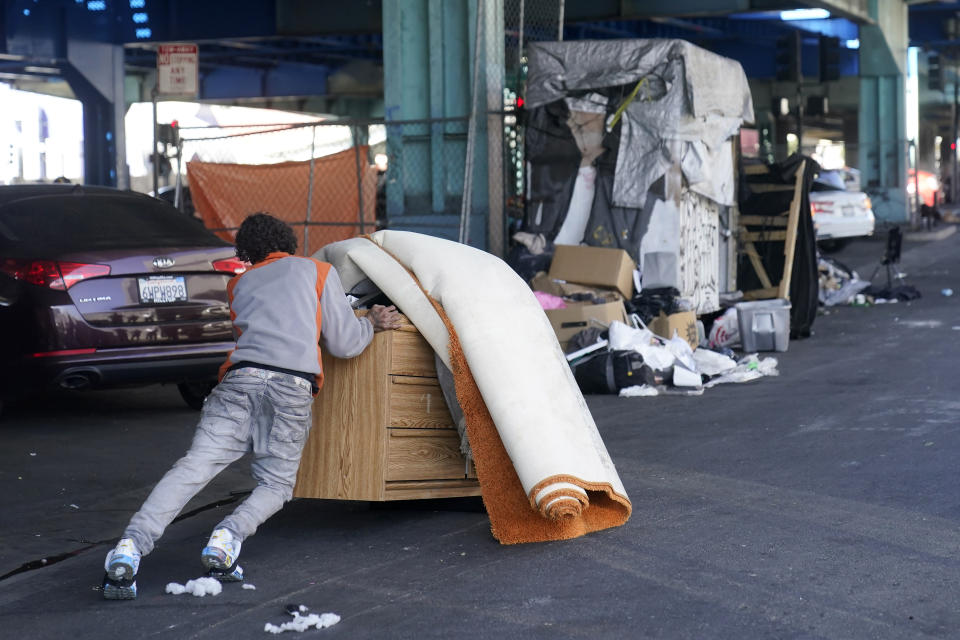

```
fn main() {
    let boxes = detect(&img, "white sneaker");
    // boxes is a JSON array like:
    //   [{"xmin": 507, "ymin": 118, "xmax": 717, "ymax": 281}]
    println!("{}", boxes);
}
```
[
  {"xmin": 201, "ymin": 528, "xmax": 242, "ymax": 570},
  {"xmin": 104, "ymin": 538, "xmax": 141, "ymax": 581}
]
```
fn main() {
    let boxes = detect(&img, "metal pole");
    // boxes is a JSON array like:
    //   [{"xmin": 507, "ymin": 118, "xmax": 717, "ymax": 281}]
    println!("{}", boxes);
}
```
[
  {"xmin": 911, "ymin": 140, "xmax": 921, "ymax": 226},
  {"xmin": 518, "ymin": 0, "xmax": 524, "ymax": 65},
  {"xmin": 174, "ymin": 139, "xmax": 183, "ymax": 212},
  {"xmin": 353, "ymin": 125, "xmax": 366, "ymax": 235},
  {"xmin": 795, "ymin": 33, "xmax": 803, "ymax": 157},
  {"xmin": 459, "ymin": 0, "xmax": 484, "ymax": 245},
  {"xmin": 305, "ymin": 125, "xmax": 316, "ymax": 256},
  {"xmin": 558, "ymin": 0, "xmax": 564, "ymax": 41},
  {"xmin": 953, "ymin": 64, "xmax": 959, "ymax": 204},
  {"xmin": 152, "ymin": 86, "xmax": 159, "ymax": 196}
]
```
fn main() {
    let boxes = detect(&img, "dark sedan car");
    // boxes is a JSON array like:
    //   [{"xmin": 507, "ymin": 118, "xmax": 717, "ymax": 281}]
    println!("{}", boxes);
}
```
[{"xmin": 0, "ymin": 184, "xmax": 246, "ymax": 414}]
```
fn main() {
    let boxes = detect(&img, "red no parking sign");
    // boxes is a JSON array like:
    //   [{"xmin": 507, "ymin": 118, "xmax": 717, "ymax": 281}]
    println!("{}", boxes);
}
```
[{"xmin": 157, "ymin": 43, "xmax": 198, "ymax": 97}]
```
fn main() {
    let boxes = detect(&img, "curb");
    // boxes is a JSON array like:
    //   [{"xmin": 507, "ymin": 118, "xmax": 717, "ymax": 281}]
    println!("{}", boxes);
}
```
[{"xmin": 904, "ymin": 225, "xmax": 957, "ymax": 242}]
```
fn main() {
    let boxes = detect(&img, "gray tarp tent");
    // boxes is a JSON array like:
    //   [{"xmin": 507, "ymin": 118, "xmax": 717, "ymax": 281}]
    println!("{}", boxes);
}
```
[{"xmin": 522, "ymin": 39, "xmax": 754, "ymax": 261}]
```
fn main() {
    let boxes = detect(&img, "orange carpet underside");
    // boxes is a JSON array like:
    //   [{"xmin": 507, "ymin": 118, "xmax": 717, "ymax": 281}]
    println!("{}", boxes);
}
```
[{"xmin": 431, "ymin": 299, "xmax": 632, "ymax": 544}]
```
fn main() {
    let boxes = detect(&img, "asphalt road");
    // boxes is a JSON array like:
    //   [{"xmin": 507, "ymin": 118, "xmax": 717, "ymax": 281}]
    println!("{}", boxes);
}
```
[{"xmin": 2, "ymin": 229, "xmax": 959, "ymax": 639}]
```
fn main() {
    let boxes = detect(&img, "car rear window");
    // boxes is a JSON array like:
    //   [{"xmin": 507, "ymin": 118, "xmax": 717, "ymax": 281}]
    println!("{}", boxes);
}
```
[
  {"xmin": 811, "ymin": 181, "xmax": 844, "ymax": 192},
  {"xmin": 0, "ymin": 193, "xmax": 228, "ymax": 253}
]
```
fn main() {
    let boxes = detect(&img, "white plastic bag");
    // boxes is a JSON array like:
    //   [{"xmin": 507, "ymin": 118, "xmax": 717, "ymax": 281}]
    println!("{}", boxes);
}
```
[
  {"xmin": 708, "ymin": 307, "xmax": 740, "ymax": 349},
  {"xmin": 665, "ymin": 330, "xmax": 697, "ymax": 372},
  {"xmin": 608, "ymin": 321, "xmax": 676, "ymax": 371},
  {"xmin": 692, "ymin": 348, "xmax": 737, "ymax": 377}
]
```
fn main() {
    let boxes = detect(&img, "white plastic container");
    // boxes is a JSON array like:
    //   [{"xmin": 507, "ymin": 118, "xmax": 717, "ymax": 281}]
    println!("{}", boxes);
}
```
[{"xmin": 735, "ymin": 299, "xmax": 791, "ymax": 352}]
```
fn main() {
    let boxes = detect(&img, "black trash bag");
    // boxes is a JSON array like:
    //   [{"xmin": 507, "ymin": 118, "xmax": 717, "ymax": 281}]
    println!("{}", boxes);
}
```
[
  {"xmin": 507, "ymin": 243, "xmax": 553, "ymax": 283},
  {"xmin": 863, "ymin": 283, "xmax": 922, "ymax": 301},
  {"xmin": 626, "ymin": 286, "xmax": 681, "ymax": 324},
  {"xmin": 565, "ymin": 327, "xmax": 607, "ymax": 354},
  {"xmin": 573, "ymin": 350, "xmax": 658, "ymax": 394}
]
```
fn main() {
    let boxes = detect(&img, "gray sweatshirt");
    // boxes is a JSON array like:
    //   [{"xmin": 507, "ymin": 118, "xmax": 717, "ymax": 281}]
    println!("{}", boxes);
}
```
[{"xmin": 219, "ymin": 251, "xmax": 373, "ymax": 389}]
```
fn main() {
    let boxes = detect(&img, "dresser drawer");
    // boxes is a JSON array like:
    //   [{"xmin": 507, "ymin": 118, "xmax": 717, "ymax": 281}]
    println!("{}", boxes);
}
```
[
  {"xmin": 390, "ymin": 329, "xmax": 437, "ymax": 377},
  {"xmin": 389, "ymin": 376, "xmax": 454, "ymax": 429},
  {"xmin": 386, "ymin": 429, "xmax": 471, "ymax": 481}
]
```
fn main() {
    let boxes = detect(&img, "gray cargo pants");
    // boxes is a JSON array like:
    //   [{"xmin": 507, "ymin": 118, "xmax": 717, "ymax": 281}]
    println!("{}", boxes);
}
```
[{"xmin": 123, "ymin": 367, "xmax": 313, "ymax": 555}]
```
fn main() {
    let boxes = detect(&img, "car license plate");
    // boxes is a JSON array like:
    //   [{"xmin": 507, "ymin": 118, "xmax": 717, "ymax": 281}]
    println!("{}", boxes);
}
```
[
  {"xmin": 842, "ymin": 205, "xmax": 856, "ymax": 217},
  {"xmin": 138, "ymin": 275, "xmax": 187, "ymax": 304}
]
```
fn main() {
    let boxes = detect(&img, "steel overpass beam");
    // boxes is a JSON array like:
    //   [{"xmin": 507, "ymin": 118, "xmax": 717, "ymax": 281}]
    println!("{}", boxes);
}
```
[{"xmin": 382, "ymin": 0, "xmax": 504, "ymax": 253}]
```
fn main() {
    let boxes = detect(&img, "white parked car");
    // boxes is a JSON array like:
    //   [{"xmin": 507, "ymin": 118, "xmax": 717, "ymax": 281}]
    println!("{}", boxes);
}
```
[{"xmin": 810, "ymin": 169, "xmax": 875, "ymax": 250}]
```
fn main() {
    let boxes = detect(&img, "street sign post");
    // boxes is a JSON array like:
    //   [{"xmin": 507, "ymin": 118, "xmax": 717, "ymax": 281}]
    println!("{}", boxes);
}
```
[
  {"xmin": 154, "ymin": 43, "xmax": 197, "ymax": 195},
  {"xmin": 157, "ymin": 43, "xmax": 198, "ymax": 97}
]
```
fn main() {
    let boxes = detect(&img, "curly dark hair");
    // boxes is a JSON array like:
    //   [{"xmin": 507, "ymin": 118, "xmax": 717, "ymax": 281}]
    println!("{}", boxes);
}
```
[{"xmin": 234, "ymin": 212, "xmax": 298, "ymax": 264}]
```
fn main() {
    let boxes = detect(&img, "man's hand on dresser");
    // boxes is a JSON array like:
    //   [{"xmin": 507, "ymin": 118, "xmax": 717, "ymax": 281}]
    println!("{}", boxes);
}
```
[{"xmin": 369, "ymin": 304, "xmax": 402, "ymax": 332}]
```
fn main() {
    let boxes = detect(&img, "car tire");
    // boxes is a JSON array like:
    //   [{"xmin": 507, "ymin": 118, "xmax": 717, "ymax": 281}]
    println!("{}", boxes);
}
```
[{"xmin": 177, "ymin": 381, "xmax": 216, "ymax": 411}]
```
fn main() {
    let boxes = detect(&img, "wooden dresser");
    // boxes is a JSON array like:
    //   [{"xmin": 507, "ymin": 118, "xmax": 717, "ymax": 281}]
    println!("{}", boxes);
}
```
[{"xmin": 293, "ymin": 314, "xmax": 481, "ymax": 501}]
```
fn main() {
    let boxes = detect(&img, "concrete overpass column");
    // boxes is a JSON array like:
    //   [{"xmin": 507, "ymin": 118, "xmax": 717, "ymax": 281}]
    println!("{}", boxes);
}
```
[
  {"xmin": 857, "ymin": 0, "xmax": 908, "ymax": 224},
  {"xmin": 383, "ymin": 0, "xmax": 504, "ymax": 251},
  {"xmin": 61, "ymin": 41, "xmax": 127, "ymax": 188}
]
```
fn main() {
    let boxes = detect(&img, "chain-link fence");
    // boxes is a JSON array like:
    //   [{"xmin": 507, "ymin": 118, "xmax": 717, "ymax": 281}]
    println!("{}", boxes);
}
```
[
  {"xmin": 158, "ymin": 1, "xmax": 569, "ymax": 258},
  {"xmin": 383, "ymin": 117, "xmax": 470, "ymax": 221},
  {"xmin": 167, "ymin": 115, "xmax": 506, "ymax": 255},
  {"xmin": 502, "ymin": 0, "xmax": 565, "ymax": 227},
  {"xmin": 175, "ymin": 121, "xmax": 385, "ymax": 256}
]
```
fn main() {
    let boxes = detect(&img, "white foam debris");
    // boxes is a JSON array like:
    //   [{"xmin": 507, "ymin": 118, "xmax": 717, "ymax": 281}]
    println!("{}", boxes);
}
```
[
  {"xmin": 264, "ymin": 611, "xmax": 340, "ymax": 634},
  {"xmin": 165, "ymin": 577, "xmax": 223, "ymax": 597},
  {"xmin": 619, "ymin": 384, "xmax": 659, "ymax": 397},
  {"xmin": 242, "ymin": 583, "xmax": 257, "ymax": 590}
]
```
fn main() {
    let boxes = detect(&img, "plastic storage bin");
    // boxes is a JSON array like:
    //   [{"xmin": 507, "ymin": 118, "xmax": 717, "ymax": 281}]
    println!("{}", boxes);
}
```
[{"xmin": 735, "ymin": 299, "xmax": 791, "ymax": 352}]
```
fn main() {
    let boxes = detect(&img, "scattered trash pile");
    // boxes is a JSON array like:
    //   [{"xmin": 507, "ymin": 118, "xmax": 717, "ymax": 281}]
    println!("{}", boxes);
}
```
[
  {"xmin": 818, "ymin": 256, "xmax": 871, "ymax": 306},
  {"xmin": 529, "ymin": 261, "xmax": 783, "ymax": 397},
  {"xmin": 818, "ymin": 254, "xmax": 922, "ymax": 305},
  {"xmin": 564, "ymin": 314, "xmax": 780, "ymax": 398}
]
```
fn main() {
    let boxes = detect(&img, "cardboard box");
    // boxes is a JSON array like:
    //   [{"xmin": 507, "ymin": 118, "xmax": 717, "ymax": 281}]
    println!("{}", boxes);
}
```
[
  {"xmin": 649, "ymin": 310, "xmax": 698, "ymax": 350},
  {"xmin": 545, "ymin": 299, "xmax": 628, "ymax": 349},
  {"xmin": 548, "ymin": 245, "xmax": 636, "ymax": 300},
  {"xmin": 530, "ymin": 272, "xmax": 624, "ymax": 303}
]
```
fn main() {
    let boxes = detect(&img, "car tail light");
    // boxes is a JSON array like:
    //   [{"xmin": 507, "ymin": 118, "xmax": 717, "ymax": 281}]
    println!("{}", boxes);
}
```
[
  {"xmin": 811, "ymin": 201, "xmax": 834, "ymax": 216},
  {"xmin": 0, "ymin": 259, "xmax": 110, "ymax": 290},
  {"xmin": 863, "ymin": 196, "xmax": 873, "ymax": 211},
  {"xmin": 213, "ymin": 257, "xmax": 248, "ymax": 275},
  {"xmin": 58, "ymin": 262, "xmax": 111, "ymax": 289},
  {"xmin": 31, "ymin": 348, "xmax": 97, "ymax": 358}
]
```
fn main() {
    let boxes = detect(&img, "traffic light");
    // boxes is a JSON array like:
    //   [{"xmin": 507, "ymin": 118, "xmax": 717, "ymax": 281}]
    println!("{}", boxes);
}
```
[
  {"xmin": 819, "ymin": 35, "xmax": 841, "ymax": 82},
  {"xmin": 929, "ymin": 53, "xmax": 943, "ymax": 92},
  {"xmin": 158, "ymin": 120, "xmax": 180, "ymax": 148},
  {"xmin": 775, "ymin": 31, "xmax": 802, "ymax": 83}
]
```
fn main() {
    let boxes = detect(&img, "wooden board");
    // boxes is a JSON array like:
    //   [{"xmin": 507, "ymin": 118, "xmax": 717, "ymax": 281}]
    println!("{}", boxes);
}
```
[
  {"xmin": 293, "ymin": 332, "xmax": 391, "ymax": 501},
  {"xmin": 384, "ymin": 480, "xmax": 482, "ymax": 500},
  {"xmin": 778, "ymin": 162, "xmax": 806, "ymax": 300},
  {"xmin": 739, "ymin": 160, "xmax": 806, "ymax": 302}
]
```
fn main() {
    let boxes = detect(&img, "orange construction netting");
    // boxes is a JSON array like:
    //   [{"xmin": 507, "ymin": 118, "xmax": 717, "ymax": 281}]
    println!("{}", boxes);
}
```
[{"xmin": 187, "ymin": 147, "xmax": 378, "ymax": 255}]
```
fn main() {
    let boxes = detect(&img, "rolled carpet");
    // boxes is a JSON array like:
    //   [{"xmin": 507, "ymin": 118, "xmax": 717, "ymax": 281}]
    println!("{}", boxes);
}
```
[{"xmin": 316, "ymin": 231, "xmax": 631, "ymax": 543}]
